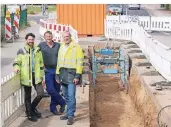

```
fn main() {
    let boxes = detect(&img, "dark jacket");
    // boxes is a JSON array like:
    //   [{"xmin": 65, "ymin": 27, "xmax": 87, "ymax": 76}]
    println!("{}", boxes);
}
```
[{"xmin": 56, "ymin": 68, "xmax": 81, "ymax": 85}]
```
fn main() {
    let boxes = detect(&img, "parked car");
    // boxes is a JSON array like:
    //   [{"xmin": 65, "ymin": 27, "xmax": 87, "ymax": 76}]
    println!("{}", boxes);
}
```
[
  {"xmin": 108, "ymin": 4, "xmax": 124, "ymax": 15},
  {"xmin": 128, "ymin": 4, "xmax": 140, "ymax": 10}
]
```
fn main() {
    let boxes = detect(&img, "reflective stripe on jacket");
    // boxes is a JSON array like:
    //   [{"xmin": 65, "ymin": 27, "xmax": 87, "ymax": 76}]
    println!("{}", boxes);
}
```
[
  {"xmin": 13, "ymin": 44, "xmax": 44, "ymax": 86},
  {"xmin": 56, "ymin": 41, "xmax": 84, "ymax": 75}
]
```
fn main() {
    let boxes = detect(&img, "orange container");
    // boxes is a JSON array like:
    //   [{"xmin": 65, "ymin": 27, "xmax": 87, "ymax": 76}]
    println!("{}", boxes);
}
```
[{"xmin": 56, "ymin": 4, "xmax": 106, "ymax": 37}]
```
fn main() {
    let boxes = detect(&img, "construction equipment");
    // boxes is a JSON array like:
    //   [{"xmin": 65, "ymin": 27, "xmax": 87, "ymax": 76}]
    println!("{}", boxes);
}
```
[{"xmin": 88, "ymin": 42, "xmax": 129, "ymax": 93}]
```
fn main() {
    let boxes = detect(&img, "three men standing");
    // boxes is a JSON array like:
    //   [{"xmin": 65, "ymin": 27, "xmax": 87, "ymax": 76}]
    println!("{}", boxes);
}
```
[{"xmin": 13, "ymin": 31, "xmax": 84, "ymax": 125}]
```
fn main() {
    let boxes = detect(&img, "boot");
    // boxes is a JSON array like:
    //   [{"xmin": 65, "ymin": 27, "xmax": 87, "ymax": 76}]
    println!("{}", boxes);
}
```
[
  {"xmin": 60, "ymin": 114, "xmax": 68, "ymax": 120},
  {"xmin": 51, "ymin": 109, "xmax": 62, "ymax": 115},
  {"xmin": 31, "ymin": 95, "xmax": 43, "ymax": 118},
  {"xmin": 32, "ymin": 108, "xmax": 41, "ymax": 118},
  {"xmin": 27, "ymin": 112, "xmax": 38, "ymax": 122},
  {"xmin": 67, "ymin": 117, "xmax": 74, "ymax": 125},
  {"xmin": 25, "ymin": 99, "xmax": 38, "ymax": 121},
  {"xmin": 60, "ymin": 104, "xmax": 66, "ymax": 113}
]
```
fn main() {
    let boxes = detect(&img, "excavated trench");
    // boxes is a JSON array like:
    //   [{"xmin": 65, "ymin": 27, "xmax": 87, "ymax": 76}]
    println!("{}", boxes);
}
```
[{"xmin": 89, "ymin": 44, "xmax": 158, "ymax": 127}]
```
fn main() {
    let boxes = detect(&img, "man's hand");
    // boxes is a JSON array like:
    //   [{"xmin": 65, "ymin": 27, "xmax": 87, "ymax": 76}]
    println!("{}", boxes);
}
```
[
  {"xmin": 42, "ymin": 80, "xmax": 45, "ymax": 84},
  {"xmin": 56, "ymin": 80, "xmax": 60, "ymax": 84},
  {"xmin": 42, "ymin": 79, "xmax": 46, "ymax": 88},
  {"xmin": 55, "ymin": 74, "xmax": 60, "ymax": 84},
  {"xmin": 13, "ymin": 69, "xmax": 19, "ymax": 73},
  {"xmin": 73, "ymin": 78, "xmax": 79, "ymax": 85}
]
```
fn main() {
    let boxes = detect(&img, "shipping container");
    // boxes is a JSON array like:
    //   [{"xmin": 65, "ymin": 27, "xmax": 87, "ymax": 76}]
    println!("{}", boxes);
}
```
[{"xmin": 56, "ymin": 4, "xmax": 106, "ymax": 37}]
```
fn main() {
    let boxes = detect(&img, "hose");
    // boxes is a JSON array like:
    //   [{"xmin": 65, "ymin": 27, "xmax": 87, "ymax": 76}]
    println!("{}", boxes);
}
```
[{"xmin": 157, "ymin": 105, "xmax": 171, "ymax": 127}]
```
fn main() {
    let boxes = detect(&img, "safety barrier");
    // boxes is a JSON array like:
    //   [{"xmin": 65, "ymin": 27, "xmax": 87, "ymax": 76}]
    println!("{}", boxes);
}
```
[
  {"xmin": 1, "ymin": 73, "xmax": 22, "ymax": 127},
  {"xmin": 13, "ymin": 10, "xmax": 20, "ymax": 34},
  {"xmin": 0, "ymin": 72, "xmax": 37, "ymax": 127},
  {"xmin": 105, "ymin": 20, "xmax": 171, "ymax": 81},
  {"xmin": 39, "ymin": 19, "xmax": 78, "ymax": 43},
  {"xmin": 106, "ymin": 15, "xmax": 171, "ymax": 31},
  {"xmin": 5, "ymin": 16, "xmax": 12, "ymax": 40},
  {"xmin": 4, "ymin": 5, "xmax": 23, "ymax": 42}
]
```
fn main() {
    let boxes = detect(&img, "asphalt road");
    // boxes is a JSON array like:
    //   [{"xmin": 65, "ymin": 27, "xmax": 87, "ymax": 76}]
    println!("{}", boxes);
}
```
[
  {"xmin": 106, "ymin": 4, "xmax": 150, "ymax": 16},
  {"xmin": 28, "ymin": 12, "xmax": 56, "ymax": 24},
  {"xmin": 28, "ymin": 14, "xmax": 48, "ymax": 24},
  {"xmin": 123, "ymin": 4, "xmax": 149, "ymax": 16}
]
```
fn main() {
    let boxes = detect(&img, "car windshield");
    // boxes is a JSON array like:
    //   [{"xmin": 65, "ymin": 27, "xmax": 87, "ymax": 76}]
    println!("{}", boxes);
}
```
[{"xmin": 110, "ymin": 4, "xmax": 122, "ymax": 8}]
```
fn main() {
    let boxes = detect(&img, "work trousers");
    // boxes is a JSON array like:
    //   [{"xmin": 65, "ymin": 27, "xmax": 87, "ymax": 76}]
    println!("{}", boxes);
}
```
[
  {"xmin": 23, "ymin": 72, "xmax": 44, "ymax": 116},
  {"xmin": 45, "ymin": 68, "xmax": 66, "ymax": 112},
  {"xmin": 62, "ymin": 83, "xmax": 76, "ymax": 118}
]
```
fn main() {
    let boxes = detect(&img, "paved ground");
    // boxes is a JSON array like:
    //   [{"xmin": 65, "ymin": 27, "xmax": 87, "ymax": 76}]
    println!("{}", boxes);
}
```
[
  {"xmin": 28, "ymin": 12, "xmax": 57, "ymax": 24},
  {"xmin": 123, "ymin": 4, "xmax": 150, "ymax": 16},
  {"xmin": 143, "ymin": 4, "xmax": 171, "ymax": 48},
  {"xmin": 10, "ymin": 82, "xmax": 90, "ymax": 127}
]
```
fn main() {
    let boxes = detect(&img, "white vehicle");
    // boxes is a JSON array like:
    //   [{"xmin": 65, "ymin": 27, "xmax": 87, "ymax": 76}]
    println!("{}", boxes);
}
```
[{"xmin": 128, "ymin": 4, "xmax": 140, "ymax": 10}]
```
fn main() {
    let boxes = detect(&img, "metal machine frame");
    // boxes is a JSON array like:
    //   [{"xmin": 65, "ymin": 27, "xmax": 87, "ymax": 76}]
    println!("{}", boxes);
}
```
[{"xmin": 89, "ymin": 42, "xmax": 129, "ymax": 92}]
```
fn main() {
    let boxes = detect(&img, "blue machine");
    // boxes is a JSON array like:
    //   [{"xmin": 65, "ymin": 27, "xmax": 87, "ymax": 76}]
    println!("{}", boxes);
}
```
[
  {"xmin": 90, "ymin": 43, "xmax": 129, "ymax": 90},
  {"xmin": 95, "ymin": 49, "xmax": 114, "ymax": 56}
]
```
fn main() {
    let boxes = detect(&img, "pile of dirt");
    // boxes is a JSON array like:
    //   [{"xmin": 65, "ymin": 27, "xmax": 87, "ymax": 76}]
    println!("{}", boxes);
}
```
[{"xmin": 129, "ymin": 67, "xmax": 158, "ymax": 127}]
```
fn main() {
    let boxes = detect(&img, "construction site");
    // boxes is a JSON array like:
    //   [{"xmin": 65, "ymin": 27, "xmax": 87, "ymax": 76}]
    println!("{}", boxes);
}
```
[{"xmin": 1, "ymin": 4, "xmax": 171, "ymax": 127}]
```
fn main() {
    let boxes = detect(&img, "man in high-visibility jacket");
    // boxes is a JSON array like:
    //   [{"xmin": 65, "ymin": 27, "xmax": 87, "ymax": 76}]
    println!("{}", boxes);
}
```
[
  {"xmin": 56, "ymin": 31, "xmax": 84, "ymax": 125},
  {"xmin": 13, "ymin": 33, "xmax": 44, "ymax": 122}
]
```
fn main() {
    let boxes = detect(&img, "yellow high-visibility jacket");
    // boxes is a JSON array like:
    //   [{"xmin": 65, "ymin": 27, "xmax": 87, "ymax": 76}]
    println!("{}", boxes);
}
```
[
  {"xmin": 56, "ymin": 41, "xmax": 84, "ymax": 75},
  {"xmin": 13, "ymin": 44, "xmax": 44, "ymax": 86}
]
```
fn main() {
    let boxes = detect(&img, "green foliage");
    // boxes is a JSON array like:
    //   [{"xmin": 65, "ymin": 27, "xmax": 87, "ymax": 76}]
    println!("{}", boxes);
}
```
[{"xmin": 27, "ymin": 5, "xmax": 56, "ymax": 15}]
